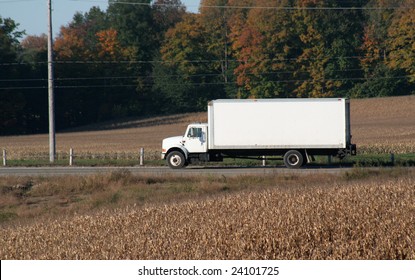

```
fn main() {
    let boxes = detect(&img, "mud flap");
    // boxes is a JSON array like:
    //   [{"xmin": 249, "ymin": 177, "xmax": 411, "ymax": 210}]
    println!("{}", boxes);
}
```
[{"xmin": 304, "ymin": 149, "xmax": 315, "ymax": 163}]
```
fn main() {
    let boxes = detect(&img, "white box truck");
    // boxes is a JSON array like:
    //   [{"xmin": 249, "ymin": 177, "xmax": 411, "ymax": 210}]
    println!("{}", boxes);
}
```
[{"xmin": 161, "ymin": 98, "xmax": 357, "ymax": 169}]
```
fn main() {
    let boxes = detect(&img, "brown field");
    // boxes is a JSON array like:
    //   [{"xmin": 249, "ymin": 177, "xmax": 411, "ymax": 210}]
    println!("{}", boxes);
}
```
[
  {"xmin": 1, "ymin": 95, "xmax": 414, "ymax": 159},
  {"xmin": 0, "ymin": 113, "xmax": 206, "ymax": 160},
  {"xmin": 0, "ymin": 96, "xmax": 414, "ymax": 260},
  {"xmin": 350, "ymin": 95, "xmax": 415, "ymax": 154},
  {"xmin": 0, "ymin": 169, "xmax": 414, "ymax": 259}
]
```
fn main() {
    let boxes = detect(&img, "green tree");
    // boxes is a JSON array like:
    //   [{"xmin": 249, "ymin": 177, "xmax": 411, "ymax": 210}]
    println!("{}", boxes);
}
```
[
  {"xmin": 0, "ymin": 16, "xmax": 28, "ymax": 135},
  {"xmin": 107, "ymin": 0, "xmax": 160, "ymax": 115},
  {"xmin": 18, "ymin": 34, "xmax": 49, "ymax": 133},
  {"xmin": 107, "ymin": 0, "xmax": 154, "ymax": 65},
  {"xmin": 292, "ymin": 0, "xmax": 365, "ymax": 97},
  {"xmin": 0, "ymin": 16, "xmax": 23, "ymax": 61},
  {"xmin": 353, "ymin": 0, "xmax": 406, "ymax": 98},
  {"xmin": 156, "ymin": 13, "xmax": 226, "ymax": 112},
  {"xmin": 350, "ymin": 64, "xmax": 409, "ymax": 97}
]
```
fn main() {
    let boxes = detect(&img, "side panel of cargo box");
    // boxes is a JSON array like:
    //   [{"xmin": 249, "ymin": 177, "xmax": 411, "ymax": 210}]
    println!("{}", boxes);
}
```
[{"xmin": 208, "ymin": 99, "xmax": 348, "ymax": 150}]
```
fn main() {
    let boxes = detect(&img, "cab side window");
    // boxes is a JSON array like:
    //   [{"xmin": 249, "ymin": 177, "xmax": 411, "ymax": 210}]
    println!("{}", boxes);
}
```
[{"xmin": 187, "ymin": 127, "xmax": 202, "ymax": 138}]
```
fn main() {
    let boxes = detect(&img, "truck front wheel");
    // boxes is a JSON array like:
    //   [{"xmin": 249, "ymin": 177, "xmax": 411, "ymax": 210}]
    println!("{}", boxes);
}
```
[
  {"xmin": 167, "ymin": 151, "xmax": 186, "ymax": 169},
  {"xmin": 283, "ymin": 150, "xmax": 304, "ymax": 169}
]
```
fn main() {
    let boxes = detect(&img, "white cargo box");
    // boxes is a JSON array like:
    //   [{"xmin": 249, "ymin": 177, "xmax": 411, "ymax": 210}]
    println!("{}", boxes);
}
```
[{"xmin": 207, "ymin": 98, "xmax": 351, "ymax": 150}]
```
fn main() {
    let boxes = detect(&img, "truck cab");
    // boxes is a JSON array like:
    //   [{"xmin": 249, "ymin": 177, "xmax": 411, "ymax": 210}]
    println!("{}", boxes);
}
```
[{"xmin": 162, "ymin": 123, "xmax": 208, "ymax": 168}]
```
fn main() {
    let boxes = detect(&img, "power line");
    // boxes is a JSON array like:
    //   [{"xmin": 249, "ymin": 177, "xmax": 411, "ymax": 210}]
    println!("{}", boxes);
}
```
[
  {"xmin": 1, "ymin": 74, "xmax": 413, "ymax": 91},
  {"xmin": 0, "ymin": 84, "xmax": 136, "ymax": 90},
  {"xmin": 119, "ymin": 74, "xmax": 415, "ymax": 85},
  {"xmin": 0, "ymin": 86, "xmax": 47, "ymax": 90},
  {"xmin": 69, "ymin": 0, "xmax": 415, "ymax": 10},
  {"xmin": 56, "ymin": 84, "xmax": 137, "ymax": 89},
  {"xmin": 0, "ymin": 74, "xmax": 219, "ymax": 82},
  {"xmin": 0, "ymin": 65, "xmax": 407, "ymax": 84},
  {"xmin": 0, "ymin": 53, "xmax": 408, "ymax": 67},
  {"xmin": 0, "ymin": 0, "xmax": 39, "ymax": 3},
  {"xmin": 0, "ymin": 78, "xmax": 47, "ymax": 82},
  {"xmin": 0, "ymin": 68, "xmax": 371, "ymax": 83}
]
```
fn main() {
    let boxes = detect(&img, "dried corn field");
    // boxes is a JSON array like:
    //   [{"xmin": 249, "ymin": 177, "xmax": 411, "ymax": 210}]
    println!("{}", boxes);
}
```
[
  {"xmin": 1, "ymin": 170, "xmax": 414, "ymax": 260},
  {"xmin": 1, "ymin": 96, "xmax": 414, "ymax": 160}
]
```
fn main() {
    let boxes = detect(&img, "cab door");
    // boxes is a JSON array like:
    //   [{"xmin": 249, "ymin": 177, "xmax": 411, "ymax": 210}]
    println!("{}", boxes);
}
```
[{"xmin": 183, "ymin": 125, "xmax": 208, "ymax": 153}]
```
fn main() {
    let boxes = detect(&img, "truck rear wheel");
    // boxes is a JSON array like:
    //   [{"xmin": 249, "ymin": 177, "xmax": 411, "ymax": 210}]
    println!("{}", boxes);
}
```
[
  {"xmin": 283, "ymin": 150, "xmax": 304, "ymax": 169},
  {"xmin": 167, "ymin": 151, "xmax": 186, "ymax": 169}
]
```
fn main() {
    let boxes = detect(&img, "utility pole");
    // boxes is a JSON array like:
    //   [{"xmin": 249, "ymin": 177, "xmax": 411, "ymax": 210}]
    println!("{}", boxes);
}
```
[
  {"xmin": 222, "ymin": 9, "xmax": 228, "ymax": 84},
  {"xmin": 47, "ymin": 0, "xmax": 56, "ymax": 163}
]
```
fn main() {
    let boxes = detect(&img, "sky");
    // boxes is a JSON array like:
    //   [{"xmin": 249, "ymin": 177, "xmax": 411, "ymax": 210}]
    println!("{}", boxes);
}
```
[{"xmin": 0, "ymin": 0, "xmax": 201, "ymax": 38}]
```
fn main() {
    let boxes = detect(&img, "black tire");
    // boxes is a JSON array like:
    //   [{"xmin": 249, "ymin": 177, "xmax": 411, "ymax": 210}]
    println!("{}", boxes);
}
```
[
  {"xmin": 283, "ymin": 150, "xmax": 304, "ymax": 169},
  {"xmin": 166, "ymin": 151, "xmax": 186, "ymax": 169}
]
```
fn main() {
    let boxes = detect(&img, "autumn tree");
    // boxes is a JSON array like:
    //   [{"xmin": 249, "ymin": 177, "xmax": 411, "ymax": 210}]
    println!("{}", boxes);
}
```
[
  {"xmin": 96, "ymin": 28, "xmax": 123, "ymax": 59},
  {"xmin": 387, "ymin": 2, "xmax": 415, "ymax": 84},
  {"xmin": 54, "ymin": 25, "xmax": 89, "ymax": 60},
  {"xmin": 53, "ymin": 7, "xmax": 142, "ymax": 127},
  {"xmin": 152, "ymin": 0, "xmax": 186, "ymax": 44},
  {"xmin": 359, "ymin": 0, "xmax": 398, "ymax": 70},
  {"xmin": 20, "ymin": 34, "xmax": 47, "ymax": 54},
  {"xmin": 230, "ymin": 0, "xmax": 298, "ymax": 98}
]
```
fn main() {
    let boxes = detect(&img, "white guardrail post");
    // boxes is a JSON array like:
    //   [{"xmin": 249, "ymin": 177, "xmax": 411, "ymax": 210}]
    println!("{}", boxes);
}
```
[
  {"xmin": 140, "ymin": 148, "xmax": 144, "ymax": 166},
  {"xmin": 69, "ymin": 148, "xmax": 74, "ymax": 166},
  {"xmin": 2, "ymin": 149, "xmax": 6, "ymax": 167}
]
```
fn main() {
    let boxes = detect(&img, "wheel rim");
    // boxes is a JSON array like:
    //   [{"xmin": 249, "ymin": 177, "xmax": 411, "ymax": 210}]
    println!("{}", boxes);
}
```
[
  {"xmin": 288, "ymin": 154, "xmax": 300, "ymax": 166},
  {"xmin": 170, "ymin": 154, "xmax": 182, "ymax": 166}
]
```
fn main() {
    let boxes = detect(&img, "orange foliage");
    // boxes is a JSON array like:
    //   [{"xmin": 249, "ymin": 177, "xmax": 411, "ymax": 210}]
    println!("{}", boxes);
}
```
[
  {"xmin": 21, "ymin": 34, "xmax": 47, "ymax": 51},
  {"xmin": 54, "ymin": 26, "xmax": 89, "ymax": 59},
  {"xmin": 96, "ymin": 28, "xmax": 121, "ymax": 59}
]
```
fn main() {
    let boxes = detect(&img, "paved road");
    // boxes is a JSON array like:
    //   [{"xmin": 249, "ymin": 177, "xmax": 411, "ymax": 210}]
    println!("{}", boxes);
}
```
[{"xmin": 0, "ymin": 166, "xmax": 356, "ymax": 177}]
